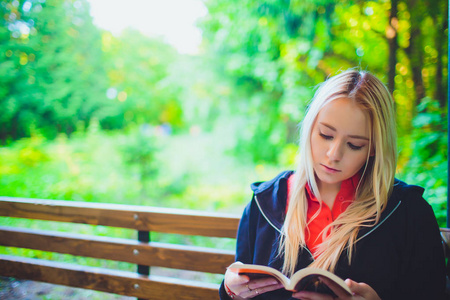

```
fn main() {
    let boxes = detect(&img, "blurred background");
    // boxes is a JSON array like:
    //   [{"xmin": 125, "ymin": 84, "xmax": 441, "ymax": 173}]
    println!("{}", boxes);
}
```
[
  {"xmin": 0, "ymin": 0, "xmax": 448, "ymax": 297},
  {"xmin": 0, "ymin": 0, "xmax": 448, "ymax": 232}
]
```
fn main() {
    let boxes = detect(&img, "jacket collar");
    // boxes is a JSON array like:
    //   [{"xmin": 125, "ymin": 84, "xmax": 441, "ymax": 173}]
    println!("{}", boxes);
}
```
[
  {"xmin": 251, "ymin": 171, "xmax": 423, "ymax": 238},
  {"xmin": 355, "ymin": 179, "xmax": 424, "ymax": 240}
]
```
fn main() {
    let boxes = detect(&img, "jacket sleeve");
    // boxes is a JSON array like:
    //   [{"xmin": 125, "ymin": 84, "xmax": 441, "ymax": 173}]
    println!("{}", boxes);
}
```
[
  {"xmin": 398, "ymin": 193, "xmax": 446, "ymax": 300},
  {"xmin": 219, "ymin": 198, "xmax": 257, "ymax": 299},
  {"xmin": 235, "ymin": 199, "xmax": 257, "ymax": 263}
]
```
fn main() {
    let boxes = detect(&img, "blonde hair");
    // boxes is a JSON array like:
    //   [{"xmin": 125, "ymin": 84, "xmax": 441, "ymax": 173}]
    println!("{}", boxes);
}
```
[{"xmin": 279, "ymin": 69, "xmax": 397, "ymax": 276}]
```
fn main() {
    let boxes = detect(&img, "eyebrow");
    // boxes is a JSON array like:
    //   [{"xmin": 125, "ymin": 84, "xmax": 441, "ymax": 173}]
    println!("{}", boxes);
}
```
[{"xmin": 319, "ymin": 122, "xmax": 370, "ymax": 140}]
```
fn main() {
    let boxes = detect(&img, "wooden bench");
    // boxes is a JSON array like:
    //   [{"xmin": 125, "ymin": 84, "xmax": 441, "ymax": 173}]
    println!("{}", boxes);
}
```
[
  {"xmin": 1, "ymin": 196, "xmax": 449, "ymax": 299},
  {"xmin": 440, "ymin": 228, "xmax": 450, "ymax": 273},
  {"xmin": 0, "ymin": 197, "xmax": 241, "ymax": 299}
]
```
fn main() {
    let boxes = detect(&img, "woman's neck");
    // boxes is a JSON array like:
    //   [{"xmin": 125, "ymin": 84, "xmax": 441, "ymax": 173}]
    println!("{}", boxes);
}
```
[{"xmin": 317, "ymin": 181, "xmax": 342, "ymax": 209}]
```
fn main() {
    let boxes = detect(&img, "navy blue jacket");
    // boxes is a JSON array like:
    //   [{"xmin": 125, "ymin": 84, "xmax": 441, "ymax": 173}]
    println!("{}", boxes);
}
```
[{"xmin": 220, "ymin": 171, "xmax": 446, "ymax": 300}]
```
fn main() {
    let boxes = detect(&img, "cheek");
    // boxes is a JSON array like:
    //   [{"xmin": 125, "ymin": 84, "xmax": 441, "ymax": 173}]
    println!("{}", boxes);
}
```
[
  {"xmin": 348, "ymin": 152, "xmax": 369, "ymax": 170},
  {"xmin": 310, "ymin": 135, "xmax": 323, "ymax": 160}
]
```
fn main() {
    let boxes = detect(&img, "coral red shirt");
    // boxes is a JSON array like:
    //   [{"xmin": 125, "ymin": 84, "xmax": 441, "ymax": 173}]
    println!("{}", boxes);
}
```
[{"xmin": 287, "ymin": 173, "xmax": 360, "ymax": 258}]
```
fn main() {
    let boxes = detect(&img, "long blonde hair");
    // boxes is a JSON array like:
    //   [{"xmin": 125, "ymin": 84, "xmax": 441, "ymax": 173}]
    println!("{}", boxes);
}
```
[{"xmin": 279, "ymin": 69, "xmax": 397, "ymax": 276}]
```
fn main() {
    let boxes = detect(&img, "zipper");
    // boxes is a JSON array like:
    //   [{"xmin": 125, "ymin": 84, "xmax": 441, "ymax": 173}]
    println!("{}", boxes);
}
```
[
  {"xmin": 354, "ymin": 200, "xmax": 402, "ymax": 244},
  {"xmin": 254, "ymin": 195, "xmax": 315, "ymax": 260},
  {"xmin": 254, "ymin": 195, "xmax": 283, "ymax": 234}
]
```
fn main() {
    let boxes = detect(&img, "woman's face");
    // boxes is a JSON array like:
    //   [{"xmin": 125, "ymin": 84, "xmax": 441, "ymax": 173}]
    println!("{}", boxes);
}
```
[{"xmin": 310, "ymin": 97, "xmax": 371, "ymax": 190}]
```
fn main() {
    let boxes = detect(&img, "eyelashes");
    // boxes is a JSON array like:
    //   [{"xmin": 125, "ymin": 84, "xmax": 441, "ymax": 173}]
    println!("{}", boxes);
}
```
[
  {"xmin": 348, "ymin": 143, "xmax": 363, "ymax": 150},
  {"xmin": 319, "ymin": 132, "xmax": 364, "ymax": 151},
  {"xmin": 319, "ymin": 133, "xmax": 333, "ymax": 140}
]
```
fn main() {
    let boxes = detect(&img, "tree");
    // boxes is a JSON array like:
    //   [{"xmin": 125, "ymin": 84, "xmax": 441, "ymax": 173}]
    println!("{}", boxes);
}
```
[
  {"xmin": 200, "ymin": 0, "xmax": 447, "ymax": 164},
  {"xmin": 0, "ymin": 0, "xmax": 108, "ymax": 141},
  {"xmin": 99, "ymin": 29, "xmax": 183, "ymax": 130}
]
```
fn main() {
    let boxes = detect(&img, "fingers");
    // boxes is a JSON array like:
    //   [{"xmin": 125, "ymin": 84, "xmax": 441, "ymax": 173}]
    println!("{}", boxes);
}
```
[
  {"xmin": 319, "ymin": 276, "xmax": 352, "ymax": 299},
  {"xmin": 247, "ymin": 278, "xmax": 283, "ymax": 298},
  {"xmin": 224, "ymin": 264, "xmax": 250, "ymax": 297},
  {"xmin": 225, "ymin": 263, "xmax": 284, "ymax": 298},
  {"xmin": 292, "ymin": 276, "xmax": 351, "ymax": 300},
  {"xmin": 345, "ymin": 279, "xmax": 358, "ymax": 293},
  {"xmin": 291, "ymin": 290, "xmax": 335, "ymax": 300},
  {"xmin": 345, "ymin": 278, "xmax": 366, "ymax": 294},
  {"xmin": 344, "ymin": 279, "xmax": 381, "ymax": 300},
  {"xmin": 236, "ymin": 278, "xmax": 284, "ymax": 298},
  {"xmin": 291, "ymin": 278, "xmax": 381, "ymax": 300}
]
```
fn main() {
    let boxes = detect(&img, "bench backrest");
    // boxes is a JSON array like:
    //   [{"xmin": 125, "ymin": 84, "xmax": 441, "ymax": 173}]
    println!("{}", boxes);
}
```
[
  {"xmin": 0, "ymin": 197, "xmax": 240, "ymax": 299},
  {"xmin": 441, "ymin": 228, "xmax": 450, "ymax": 268},
  {"xmin": 4, "ymin": 196, "xmax": 448, "ymax": 299}
]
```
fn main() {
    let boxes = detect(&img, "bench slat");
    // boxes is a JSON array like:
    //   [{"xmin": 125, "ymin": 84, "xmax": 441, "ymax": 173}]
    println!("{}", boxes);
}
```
[
  {"xmin": 0, "ymin": 254, "xmax": 220, "ymax": 299},
  {"xmin": 0, "ymin": 197, "xmax": 240, "ymax": 238},
  {"xmin": 0, "ymin": 226, "xmax": 235, "ymax": 274}
]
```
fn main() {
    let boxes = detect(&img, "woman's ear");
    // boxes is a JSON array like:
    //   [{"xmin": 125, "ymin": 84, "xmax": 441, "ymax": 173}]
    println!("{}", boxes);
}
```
[{"xmin": 369, "ymin": 146, "xmax": 375, "ymax": 157}]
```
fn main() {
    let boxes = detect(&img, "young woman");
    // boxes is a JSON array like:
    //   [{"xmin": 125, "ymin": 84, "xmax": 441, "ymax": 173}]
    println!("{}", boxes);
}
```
[{"xmin": 220, "ymin": 70, "xmax": 446, "ymax": 300}]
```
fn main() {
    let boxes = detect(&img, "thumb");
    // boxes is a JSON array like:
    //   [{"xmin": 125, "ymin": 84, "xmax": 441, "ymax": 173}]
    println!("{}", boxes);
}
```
[
  {"xmin": 345, "ymin": 278, "xmax": 362, "ymax": 295},
  {"xmin": 345, "ymin": 279, "xmax": 371, "ymax": 296}
]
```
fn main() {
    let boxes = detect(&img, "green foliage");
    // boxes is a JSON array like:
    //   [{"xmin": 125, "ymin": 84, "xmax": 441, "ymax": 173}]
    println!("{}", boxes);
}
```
[
  {"xmin": 0, "ymin": 0, "xmax": 447, "ymax": 246},
  {"xmin": 100, "ymin": 29, "xmax": 184, "ymax": 130},
  {"xmin": 0, "ymin": 0, "xmax": 110, "ymax": 140},
  {"xmin": 0, "ymin": 129, "xmax": 249, "ymax": 284},
  {"xmin": 0, "ymin": 0, "xmax": 185, "ymax": 142},
  {"xmin": 398, "ymin": 98, "xmax": 447, "ymax": 226},
  {"xmin": 121, "ymin": 126, "xmax": 159, "ymax": 177},
  {"xmin": 0, "ymin": 126, "xmax": 259, "ymax": 210},
  {"xmin": 198, "ymin": 0, "xmax": 448, "ymax": 222},
  {"xmin": 0, "ymin": 2, "xmax": 447, "ymax": 291},
  {"xmin": 200, "ymin": 0, "xmax": 447, "ymax": 166}
]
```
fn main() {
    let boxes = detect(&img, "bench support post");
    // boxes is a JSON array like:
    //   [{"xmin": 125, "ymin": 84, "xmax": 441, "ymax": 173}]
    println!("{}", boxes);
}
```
[
  {"xmin": 137, "ymin": 230, "xmax": 150, "ymax": 276},
  {"xmin": 137, "ymin": 230, "xmax": 150, "ymax": 300}
]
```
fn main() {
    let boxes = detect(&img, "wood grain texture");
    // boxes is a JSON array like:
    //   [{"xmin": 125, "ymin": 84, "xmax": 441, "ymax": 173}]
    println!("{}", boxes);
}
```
[
  {"xmin": 440, "ymin": 228, "xmax": 450, "ymax": 246},
  {"xmin": 0, "ymin": 197, "xmax": 240, "ymax": 238},
  {"xmin": 0, "ymin": 255, "xmax": 220, "ymax": 299},
  {"xmin": 0, "ymin": 196, "xmax": 239, "ymax": 297},
  {"xmin": 0, "ymin": 226, "xmax": 235, "ymax": 274},
  {"xmin": 440, "ymin": 228, "xmax": 450, "ymax": 257}
]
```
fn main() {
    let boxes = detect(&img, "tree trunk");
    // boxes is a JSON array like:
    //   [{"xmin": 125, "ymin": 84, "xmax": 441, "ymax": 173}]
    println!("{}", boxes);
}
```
[
  {"xmin": 434, "ymin": 0, "xmax": 448, "ymax": 109},
  {"xmin": 405, "ymin": 1, "xmax": 425, "ymax": 113},
  {"xmin": 387, "ymin": 0, "xmax": 399, "ymax": 94}
]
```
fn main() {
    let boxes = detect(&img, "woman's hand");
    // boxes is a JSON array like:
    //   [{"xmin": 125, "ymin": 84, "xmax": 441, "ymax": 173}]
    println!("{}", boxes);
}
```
[
  {"xmin": 224, "ymin": 262, "xmax": 284, "ymax": 299},
  {"xmin": 291, "ymin": 277, "xmax": 381, "ymax": 300}
]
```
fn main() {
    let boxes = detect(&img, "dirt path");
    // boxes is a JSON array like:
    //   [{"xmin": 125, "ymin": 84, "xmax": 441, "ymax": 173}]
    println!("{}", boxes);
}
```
[{"xmin": 0, "ymin": 277, "xmax": 132, "ymax": 300}]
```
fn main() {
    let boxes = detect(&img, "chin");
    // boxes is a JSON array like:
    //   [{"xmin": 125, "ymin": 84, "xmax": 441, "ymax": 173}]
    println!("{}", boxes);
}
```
[{"xmin": 316, "ymin": 172, "xmax": 344, "ymax": 185}]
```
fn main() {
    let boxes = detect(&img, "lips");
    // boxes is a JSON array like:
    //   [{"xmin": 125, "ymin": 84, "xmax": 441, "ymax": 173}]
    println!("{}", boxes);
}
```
[{"xmin": 321, "ymin": 164, "xmax": 341, "ymax": 173}]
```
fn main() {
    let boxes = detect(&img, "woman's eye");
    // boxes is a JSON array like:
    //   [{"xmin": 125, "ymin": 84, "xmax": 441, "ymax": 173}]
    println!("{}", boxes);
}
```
[
  {"xmin": 319, "ymin": 133, "xmax": 333, "ymax": 140},
  {"xmin": 348, "ymin": 143, "xmax": 363, "ymax": 150}
]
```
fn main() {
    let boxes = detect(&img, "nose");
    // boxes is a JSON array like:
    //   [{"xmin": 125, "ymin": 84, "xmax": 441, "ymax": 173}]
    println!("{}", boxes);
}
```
[{"xmin": 327, "ymin": 140, "xmax": 343, "ymax": 161}]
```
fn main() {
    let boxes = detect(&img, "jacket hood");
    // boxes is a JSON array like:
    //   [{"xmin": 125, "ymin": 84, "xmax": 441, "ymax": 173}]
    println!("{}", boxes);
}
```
[
  {"xmin": 251, "ymin": 170, "xmax": 293, "ymax": 232},
  {"xmin": 251, "ymin": 171, "xmax": 424, "ymax": 236}
]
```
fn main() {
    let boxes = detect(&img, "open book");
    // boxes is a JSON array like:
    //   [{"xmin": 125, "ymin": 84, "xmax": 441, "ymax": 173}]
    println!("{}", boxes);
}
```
[{"xmin": 228, "ymin": 262, "xmax": 352, "ymax": 296}]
